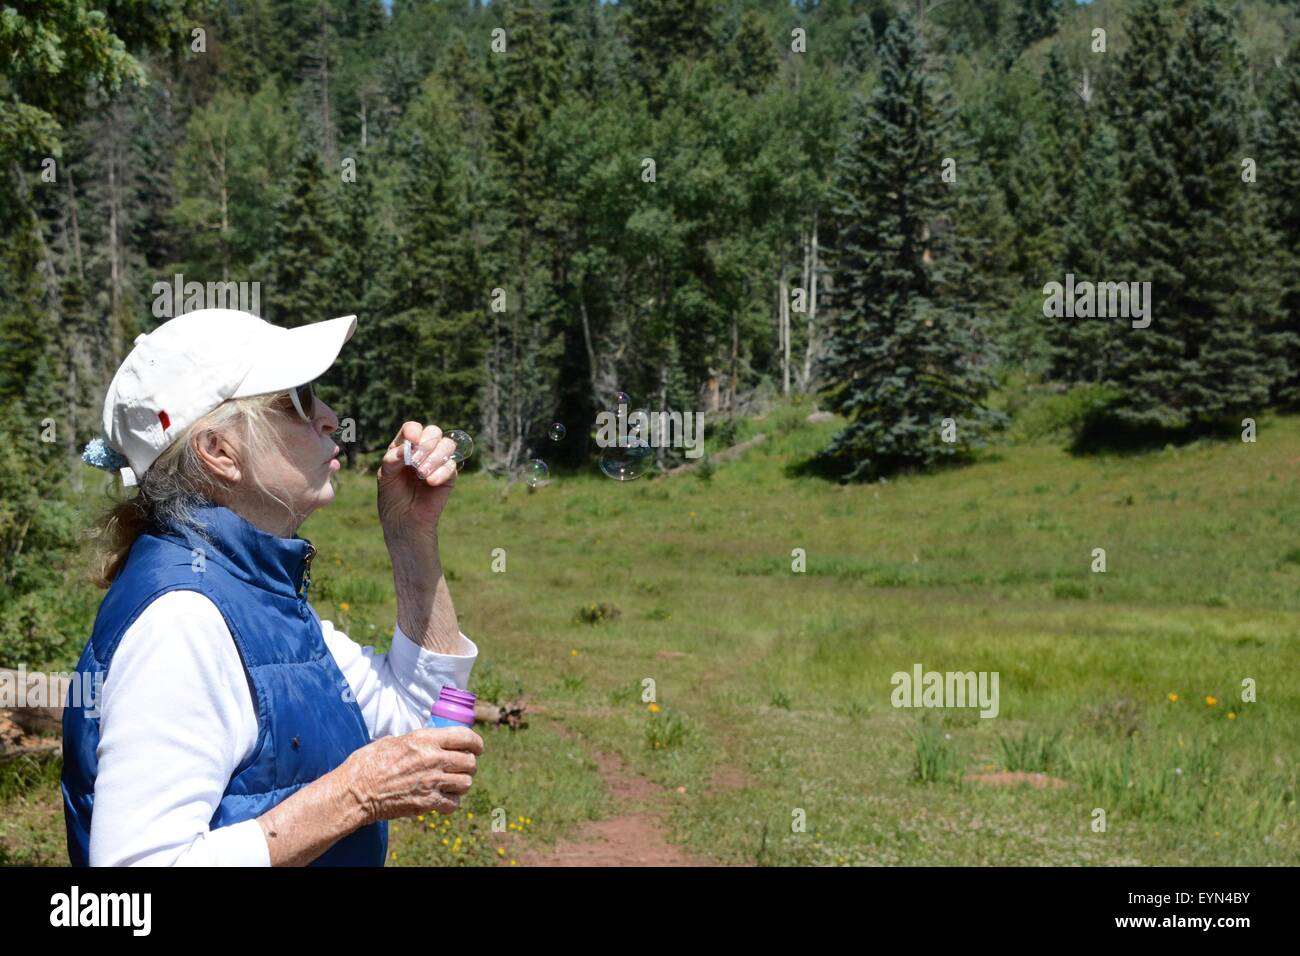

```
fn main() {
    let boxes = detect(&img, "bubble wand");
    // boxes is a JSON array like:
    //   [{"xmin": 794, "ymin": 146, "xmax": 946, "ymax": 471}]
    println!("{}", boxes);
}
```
[{"xmin": 402, "ymin": 430, "xmax": 474, "ymax": 470}]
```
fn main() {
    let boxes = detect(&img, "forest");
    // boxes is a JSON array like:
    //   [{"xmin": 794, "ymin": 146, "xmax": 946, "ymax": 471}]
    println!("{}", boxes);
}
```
[{"xmin": 2, "ymin": 0, "xmax": 1299, "ymax": 661}]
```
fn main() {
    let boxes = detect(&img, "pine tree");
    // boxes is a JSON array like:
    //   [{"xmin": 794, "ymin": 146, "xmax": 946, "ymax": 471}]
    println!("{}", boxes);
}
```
[
  {"xmin": 1043, "ymin": 47, "xmax": 1124, "ymax": 384},
  {"xmin": 374, "ymin": 80, "xmax": 487, "ymax": 456},
  {"xmin": 622, "ymin": 0, "xmax": 719, "ymax": 95},
  {"xmin": 0, "ymin": 200, "xmax": 58, "ymax": 416},
  {"xmin": 1261, "ymin": 34, "xmax": 1300, "ymax": 407},
  {"xmin": 1013, "ymin": 0, "xmax": 1065, "ymax": 52},
  {"xmin": 720, "ymin": 9, "xmax": 777, "ymax": 95},
  {"xmin": 1102, "ymin": 0, "xmax": 1281, "ymax": 433},
  {"xmin": 481, "ymin": 0, "xmax": 567, "ymax": 467},
  {"xmin": 948, "ymin": 160, "xmax": 1023, "ymax": 366},
  {"xmin": 265, "ymin": 146, "xmax": 338, "ymax": 328},
  {"xmin": 821, "ymin": 12, "xmax": 1000, "ymax": 482}
]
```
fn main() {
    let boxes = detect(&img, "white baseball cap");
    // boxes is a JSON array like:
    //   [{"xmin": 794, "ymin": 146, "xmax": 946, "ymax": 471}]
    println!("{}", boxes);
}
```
[{"xmin": 101, "ymin": 309, "xmax": 357, "ymax": 485}]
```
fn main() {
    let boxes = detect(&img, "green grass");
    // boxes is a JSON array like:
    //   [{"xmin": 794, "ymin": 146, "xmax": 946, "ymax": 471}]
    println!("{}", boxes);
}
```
[{"xmin": 5, "ymin": 401, "xmax": 1300, "ymax": 866}]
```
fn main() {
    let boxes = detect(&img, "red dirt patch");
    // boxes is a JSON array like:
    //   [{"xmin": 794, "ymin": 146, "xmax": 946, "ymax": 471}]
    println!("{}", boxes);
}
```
[
  {"xmin": 512, "ymin": 721, "xmax": 734, "ymax": 867},
  {"xmin": 963, "ymin": 771, "xmax": 1068, "ymax": 790}
]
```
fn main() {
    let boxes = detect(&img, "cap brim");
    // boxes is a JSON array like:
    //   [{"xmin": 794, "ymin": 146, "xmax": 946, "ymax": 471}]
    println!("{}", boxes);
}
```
[{"xmin": 232, "ymin": 314, "xmax": 357, "ymax": 399}]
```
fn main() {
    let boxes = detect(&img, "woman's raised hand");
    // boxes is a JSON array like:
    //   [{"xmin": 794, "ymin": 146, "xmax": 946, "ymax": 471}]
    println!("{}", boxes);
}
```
[{"xmin": 376, "ymin": 421, "xmax": 458, "ymax": 541}]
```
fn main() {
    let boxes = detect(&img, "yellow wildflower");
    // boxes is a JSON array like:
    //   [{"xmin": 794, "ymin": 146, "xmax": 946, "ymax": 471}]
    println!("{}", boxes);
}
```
[
  {"xmin": 1205, "ymin": 696, "xmax": 1218, "ymax": 707},
  {"xmin": 1167, "ymin": 693, "xmax": 1178, "ymax": 703}
]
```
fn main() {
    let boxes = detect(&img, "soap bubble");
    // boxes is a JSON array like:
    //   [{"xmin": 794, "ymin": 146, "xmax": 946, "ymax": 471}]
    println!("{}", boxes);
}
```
[
  {"xmin": 548, "ymin": 422, "xmax": 566, "ymax": 441},
  {"xmin": 599, "ymin": 436, "xmax": 652, "ymax": 481},
  {"xmin": 447, "ymin": 429, "xmax": 474, "ymax": 463},
  {"xmin": 613, "ymin": 390, "xmax": 631, "ymax": 407},
  {"xmin": 525, "ymin": 459, "xmax": 550, "ymax": 488}
]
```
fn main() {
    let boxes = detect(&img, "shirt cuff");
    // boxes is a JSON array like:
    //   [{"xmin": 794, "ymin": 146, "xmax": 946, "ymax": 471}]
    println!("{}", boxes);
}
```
[
  {"xmin": 177, "ymin": 818, "xmax": 271, "ymax": 867},
  {"xmin": 388, "ymin": 623, "xmax": 478, "ymax": 714}
]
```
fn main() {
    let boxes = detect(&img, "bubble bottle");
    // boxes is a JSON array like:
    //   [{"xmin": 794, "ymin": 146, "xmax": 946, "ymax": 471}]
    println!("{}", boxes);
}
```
[{"xmin": 426, "ymin": 686, "xmax": 477, "ymax": 729}]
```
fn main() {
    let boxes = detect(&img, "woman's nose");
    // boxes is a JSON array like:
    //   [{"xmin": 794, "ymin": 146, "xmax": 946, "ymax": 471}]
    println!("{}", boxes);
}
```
[{"xmin": 318, "ymin": 400, "xmax": 340, "ymax": 433}]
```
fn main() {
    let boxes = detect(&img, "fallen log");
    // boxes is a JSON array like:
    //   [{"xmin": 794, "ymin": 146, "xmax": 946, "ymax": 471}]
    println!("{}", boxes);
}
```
[
  {"xmin": 0, "ymin": 668, "xmax": 70, "ymax": 735},
  {"xmin": 474, "ymin": 699, "xmax": 528, "ymax": 730},
  {"xmin": 0, "ymin": 740, "xmax": 62, "ymax": 766},
  {"xmin": 662, "ymin": 433, "xmax": 767, "ymax": 479},
  {"xmin": 0, "ymin": 709, "xmax": 61, "ymax": 766}
]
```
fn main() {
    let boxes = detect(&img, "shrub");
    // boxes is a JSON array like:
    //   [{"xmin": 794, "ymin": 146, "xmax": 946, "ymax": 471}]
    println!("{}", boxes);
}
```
[
  {"xmin": 573, "ymin": 602, "xmax": 621, "ymax": 625},
  {"xmin": 646, "ymin": 707, "xmax": 685, "ymax": 750}
]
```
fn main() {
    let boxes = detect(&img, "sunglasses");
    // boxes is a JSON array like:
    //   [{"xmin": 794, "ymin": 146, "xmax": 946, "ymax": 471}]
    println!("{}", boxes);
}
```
[{"xmin": 286, "ymin": 381, "xmax": 317, "ymax": 422}]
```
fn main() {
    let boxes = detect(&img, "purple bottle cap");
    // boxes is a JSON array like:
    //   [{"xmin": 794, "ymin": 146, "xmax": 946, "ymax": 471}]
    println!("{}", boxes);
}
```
[{"xmin": 430, "ymin": 686, "xmax": 477, "ymax": 726}]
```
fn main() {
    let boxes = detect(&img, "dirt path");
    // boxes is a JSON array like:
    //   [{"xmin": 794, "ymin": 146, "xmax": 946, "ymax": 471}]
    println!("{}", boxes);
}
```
[{"xmin": 511, "ymin": 719, "xmax": 737, "ymax": 867}]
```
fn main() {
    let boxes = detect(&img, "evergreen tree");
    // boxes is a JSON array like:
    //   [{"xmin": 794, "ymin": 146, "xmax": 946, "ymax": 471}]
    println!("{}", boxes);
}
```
[
  {"xmin": 1102, "ymin": 0, "xmax": 1281, "ymax": 432},
  {"xmin": 1043, "ymin": 47, "xmax": 1124, "ymax": 383},
  {"xmin": 0, "ymin": 201, "xmax": 57, "ymax": 416},
  {"xmin": 720, "ymin": 9, "xmax": 778, "ymax": 95},
  {"xmin": 265, "ymin": 146, "xmax": 338, "ymax": 327},
  {"xmin": 1013, "ymin": 0, "xmax": 1065, "ymax": 52},
  {"xmin": 622, "ymin": 0, "xmax": 719, "ymax": 99},
  {"xmin": 821, "ymin": 12, "xmax": 1000, "ymax": 482},
  {"xmin": 948, "ymin": 160, "xmax": 1023, "ymax": 365},
  {"xmin": 1261, "ymin": 34, "xmax": 1300, "ymax": 406},
  {"xmin": 482, "ymin": 0, "xmax": 567, "ymax": 466},
  {"xmin": 373, "ymin": 80, "xmax": 488, "ymax": 457}
]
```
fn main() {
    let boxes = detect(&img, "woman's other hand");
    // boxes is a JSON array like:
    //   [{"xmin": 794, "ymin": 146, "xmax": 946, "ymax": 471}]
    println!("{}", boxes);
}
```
[{"xmin": 344, "ymin": 725, "xmax": 484, "ymax": 823}]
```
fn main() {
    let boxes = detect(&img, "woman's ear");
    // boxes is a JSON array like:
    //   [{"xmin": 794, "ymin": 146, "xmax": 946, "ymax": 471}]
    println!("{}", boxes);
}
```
[{"xmin": 193, "ymin": 427, "xmax": 242, "ymax": 485}]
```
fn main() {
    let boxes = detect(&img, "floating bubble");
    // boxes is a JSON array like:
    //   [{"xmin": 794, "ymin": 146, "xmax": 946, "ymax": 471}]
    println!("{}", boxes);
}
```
[
  {"xmin": 599, "ymin": 437, "xmax": 653, "ymax": 481},
  {"xmin": 525, "ymin": 459, "xmax": 550, "ymax": 488},
  {"xmin": 447, "ymin": 429, "xmax": 474, "ymax": 463},
  {"xmin": 613, "ymin": 390, "xmax": 631, "ymax": 407},
  {"xmin": 548, "ymin": 422, "xmax": 566, "ymax": 441}
]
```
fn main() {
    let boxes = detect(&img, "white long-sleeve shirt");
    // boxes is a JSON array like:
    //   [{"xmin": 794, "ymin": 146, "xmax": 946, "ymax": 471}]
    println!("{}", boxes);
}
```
[{"xmin": 88, "ymin": 589, "xmax": 477, "ymax": 867}]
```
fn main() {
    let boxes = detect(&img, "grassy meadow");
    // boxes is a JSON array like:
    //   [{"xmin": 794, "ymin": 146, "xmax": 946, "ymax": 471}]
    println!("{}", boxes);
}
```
[{"xmin": 3, "ymin": 399, "xmax": 1298, "ymax": 866}]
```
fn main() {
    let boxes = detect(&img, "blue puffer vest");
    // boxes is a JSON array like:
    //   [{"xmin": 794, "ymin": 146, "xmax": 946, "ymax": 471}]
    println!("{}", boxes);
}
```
[{"xmin": 61, "ymin": 501, "xmax": 387, "ymax": 866}]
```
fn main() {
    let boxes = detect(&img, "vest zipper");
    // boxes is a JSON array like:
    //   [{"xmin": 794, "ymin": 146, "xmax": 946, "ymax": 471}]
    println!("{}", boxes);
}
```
[{"xmin": 299, "ymin": 543, "xmax": 316, "ymax": 599}]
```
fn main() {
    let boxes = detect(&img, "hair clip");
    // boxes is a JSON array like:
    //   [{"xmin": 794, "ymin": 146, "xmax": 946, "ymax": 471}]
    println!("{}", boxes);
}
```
[
  {"xmin": 81, "ymin": 438, "xmax": 129, "ymax": 472},
  {"xmin": 82, "ymin": 438, "xmax": 138, "ymax": 485}
]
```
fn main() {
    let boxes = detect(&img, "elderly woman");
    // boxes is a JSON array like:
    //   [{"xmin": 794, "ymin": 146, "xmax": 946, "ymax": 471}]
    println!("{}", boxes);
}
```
[{"xmin": 61, "ymin": 308, "xmax": 483, "ymax": 866}]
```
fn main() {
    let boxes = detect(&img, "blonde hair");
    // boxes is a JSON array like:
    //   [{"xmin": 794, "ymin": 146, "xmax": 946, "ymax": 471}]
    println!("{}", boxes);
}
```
[{"xmin": 87, "ymin": 392, "xmax": 305, "ymax": 588}]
